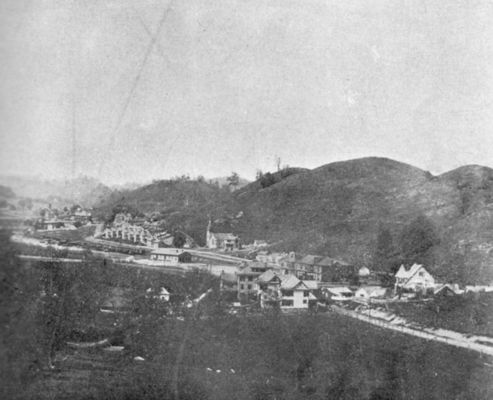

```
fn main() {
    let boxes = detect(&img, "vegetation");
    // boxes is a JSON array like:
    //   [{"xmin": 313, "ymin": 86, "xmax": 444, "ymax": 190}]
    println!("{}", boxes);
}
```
[
  {"xmin": 2, "ymin": 229, "xmax": 492, "ymax": 399},
  {"xmin": 389, "ymin": 292, "xmax": 493, "ymax": 337},
  {"xmin": 0, "ymin": 230, "xmax": 110, "ymax": 398},
  {"xmin": 227, "ymin": 172, "xmax": 240, "ymax": 191}
]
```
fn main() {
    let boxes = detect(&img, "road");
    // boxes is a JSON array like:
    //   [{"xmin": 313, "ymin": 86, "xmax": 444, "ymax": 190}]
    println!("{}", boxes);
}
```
[
  {"xmin": 17, "ymin": 254, "xmax": 187, "ymax": 275},
  {"xmin": 332, "ymin": 305, "xmax": 493, "ymax": 357}
]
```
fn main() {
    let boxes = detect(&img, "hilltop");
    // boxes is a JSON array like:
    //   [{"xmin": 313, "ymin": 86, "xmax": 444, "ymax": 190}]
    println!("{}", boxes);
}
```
[{"xmin": 94, "ymin": 158, "xmax": 493, "ymax": 284}]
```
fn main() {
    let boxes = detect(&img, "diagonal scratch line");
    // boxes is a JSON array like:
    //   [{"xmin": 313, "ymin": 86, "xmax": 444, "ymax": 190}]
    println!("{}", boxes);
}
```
[
  {"xmin": 134, "ymin": 11, "xmax": 171, "ymax": 65},
  {"xmin": 98, "ymin": 1, "xmax": 174, "ymax": 178}
]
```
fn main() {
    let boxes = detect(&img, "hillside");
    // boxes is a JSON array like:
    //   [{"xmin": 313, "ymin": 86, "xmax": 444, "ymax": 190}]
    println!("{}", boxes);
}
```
[
  {"xmin": 93, "ymin": 179, "xmax": 235, "ymax": 242},
  {"xmin": 0, "ymin": 175, "xmax": 112, "ymax": 207},
  {"xmin": 94, "ymin": 158, "xmax": 493, "ymax": 284}
]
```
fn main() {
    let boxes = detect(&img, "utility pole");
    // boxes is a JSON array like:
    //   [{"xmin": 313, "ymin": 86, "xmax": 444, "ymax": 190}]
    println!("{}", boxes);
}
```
[{"xmin": 71, "ymin": 99, "xmax": 77, "ymax": 180}]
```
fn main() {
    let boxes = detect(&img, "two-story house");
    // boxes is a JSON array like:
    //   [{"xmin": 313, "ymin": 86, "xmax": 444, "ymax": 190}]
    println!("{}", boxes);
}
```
[
  {"xmin": 257, "ymin": 271, "xmax": 317, "ymax": 309},
  {"xmin": 237, "ymin": 263, "xmax": 268, "ymax": 302},
  {"xmin": 394, "ymin": 264, "xmax": 435, "ymax": 293}
]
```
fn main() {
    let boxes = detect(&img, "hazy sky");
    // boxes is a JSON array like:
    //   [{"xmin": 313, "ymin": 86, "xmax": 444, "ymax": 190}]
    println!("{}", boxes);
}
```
[{"xmin": 1, "ymin": 0, "xmax": 492, "ymax": 184}]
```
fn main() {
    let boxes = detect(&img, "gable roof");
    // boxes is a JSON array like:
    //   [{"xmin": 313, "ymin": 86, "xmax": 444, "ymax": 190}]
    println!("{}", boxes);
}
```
[
  {"xmin": 151, "ymin": 248, "xmax": 189, "ymax": 256},
  {"xmin": 279, "ymin": 274, "xmax": 309, "ymax": 290},
  {"xmin": 237, "ymin": 266, "xmax": 261, "ymax": 276},
  {"xmin": 210, "ymin": 232, "xmax": 238, "ymax": 240},
  {"xmin": 303, "ymin": 280, "xmax": 319, "ymax": 290},
  {"xmin": 395, "ymin": 263, "xmax": 434, "ymax": 287},
  {"xmin": 299, "ymin": 255, "xmax": 322, "ymax": 265},
  {"xmin": 356, "ymin": 286, "xmax": 387, "ymax": 297},
  {"xmin": 434, "ymin": 284, "xmax": 461, "ymax": 295},
  {"xmin": 257, "ymin": 270, "xmax": 280, "ymax": 284}
]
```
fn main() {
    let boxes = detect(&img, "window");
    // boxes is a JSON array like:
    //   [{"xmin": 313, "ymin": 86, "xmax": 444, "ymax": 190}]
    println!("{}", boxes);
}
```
[
  {"xmin": 303, "ymin": 291, "xmax": 309, "ymax": 297},
  {"xmin": 281, "ymin": 300, "xmax": 293, "ymax": 307},
  {"xmin": 282, "ymin": 290, "xmax": 293, "ymax": 297},
  {"xmin": 303, "ymin": 299, "xmax": 308, "ymax": 304},
  {"xmin": 240, "ymin": 284, "xmax": 244, "ymax": 290},
  {"xmin": 247, "ymin": 284, "xmax": 252, "ymax": 290}
]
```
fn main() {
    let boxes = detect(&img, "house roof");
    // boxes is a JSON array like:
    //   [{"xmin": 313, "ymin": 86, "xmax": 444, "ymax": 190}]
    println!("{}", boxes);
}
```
[
  {"xmin": 325, "ymin": 287, "xmax": 353, "ymax": 295},
  {"xmin": 303, "ymin": 280, "xmax": 319, "ymax": 290},
  {"xmin": 257, "ymin": 270, "xmax": 280, "ymax": 283},
  {"xmin": 299, "ymin": 255, "xmax": 323, "ymax": 265},
  {"xmin": 356, "ymin": 286, "xmax": 387, "ymax": 297},
  {"xmin": 159, "ymin": 287, "xmax": 170, "ymax": 295},
  {"xmin": 151, "ymin": 248, "xmax": 189, "ymax": 256},
  {"xmin": 279, "ymin": 274, "xmax": 307, "ymax": 290},
  {"xmin": 316, "ymin": 256, "xmax": 351, "ymax": 267},
  {"xmin": 395, "ymin": 263, "xmax": 422, "ymax": 279},
  {"xmin": 395, "ymin": 263, "xmax": 433, "ymax": 286},
  {"xmin": 434, "ymin": 284, "xmax": 461, "ymax": 295},
  {"xmin": 211, "ymin": 232, "xmax": 238, "ymax": 240},
  {"xmin": 237, "ymin": 266, "xmax": 263, "ymax": 276}
]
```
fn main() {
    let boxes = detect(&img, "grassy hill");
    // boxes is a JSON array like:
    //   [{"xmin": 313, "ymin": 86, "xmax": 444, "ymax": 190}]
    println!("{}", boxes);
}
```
[{"xmin": 94, "ymin": 158, "xmax": 493, "ymax": 284}]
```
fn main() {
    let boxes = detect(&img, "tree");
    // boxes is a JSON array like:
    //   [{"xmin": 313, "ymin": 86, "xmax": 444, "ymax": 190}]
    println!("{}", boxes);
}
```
[
  {"xmin": 227, "ymin": 172, "xmax": 240, "ymax": 191},
  {"xmin": 172, "ymin": 231, "xmax": 187, "ymax": 248},
  {"xmin": 372, "ymin": 225, "xmax": 397, "ymax": 272},
  {"xmin": 399, "ymin": 215, "xmax": 440, "ymax": 266}
]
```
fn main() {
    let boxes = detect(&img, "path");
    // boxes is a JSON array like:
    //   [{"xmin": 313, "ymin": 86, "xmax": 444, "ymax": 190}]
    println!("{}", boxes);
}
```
[{"xmin": 332, "ymin": 305, "xmax": 493, "ymax": 357}]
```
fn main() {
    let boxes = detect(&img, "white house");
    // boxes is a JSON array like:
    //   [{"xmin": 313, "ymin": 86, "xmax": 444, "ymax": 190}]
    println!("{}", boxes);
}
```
[
  {"xmin": 146, "ymin": 287, "xmax": 170, "ymax": 302},
  {"xmin": 395, "ymin": 264, "xmax": 435, "ymax": 293},
  {"xmin": 149, "ymin": 248, "xmax": 192, "ymax": 266}
]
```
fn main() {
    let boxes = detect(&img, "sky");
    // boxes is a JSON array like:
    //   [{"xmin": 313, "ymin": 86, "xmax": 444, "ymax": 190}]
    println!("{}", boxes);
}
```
[{"xmin": 0, "ymin": 0, "xmax": 492, "ymax": 185}]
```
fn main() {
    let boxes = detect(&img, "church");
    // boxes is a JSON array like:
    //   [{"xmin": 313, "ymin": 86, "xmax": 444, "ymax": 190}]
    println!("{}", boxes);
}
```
[{"xmin": 206, "ymin": 219, "xmax": 240, "ymax": 251}]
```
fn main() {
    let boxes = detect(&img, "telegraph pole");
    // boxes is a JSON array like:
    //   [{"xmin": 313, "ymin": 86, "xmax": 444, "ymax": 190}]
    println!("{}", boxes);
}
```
[{"xmin": 72, "ymin": 99, "xmax": 76, "ymax": 179}]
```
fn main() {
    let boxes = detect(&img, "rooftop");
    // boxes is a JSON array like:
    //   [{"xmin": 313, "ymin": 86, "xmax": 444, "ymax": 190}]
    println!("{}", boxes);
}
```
[
  {"xmin": 151, "ymin": 248, "xmax": 189, "ymax": 256},
  {"xmin": 210, "ymin": 232, "xmax": 238, "ymax": 240}
]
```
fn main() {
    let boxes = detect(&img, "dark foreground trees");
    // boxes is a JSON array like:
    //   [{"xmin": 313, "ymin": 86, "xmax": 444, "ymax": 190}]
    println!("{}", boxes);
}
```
[{"xmin": 0, "ymin": 230, "xmax": 109, "ymax": 398}]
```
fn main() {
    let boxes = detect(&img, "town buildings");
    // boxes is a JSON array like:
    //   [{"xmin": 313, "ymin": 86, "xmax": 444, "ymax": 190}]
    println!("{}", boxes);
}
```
[{"xmin": 100, "ymin": 213, "xmax": 174, "ymax": 248}]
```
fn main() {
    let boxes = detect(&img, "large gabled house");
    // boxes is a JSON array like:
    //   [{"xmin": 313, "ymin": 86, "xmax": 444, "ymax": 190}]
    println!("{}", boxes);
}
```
[
  {"xmin": 295, "ymin": 255, "xmax": 323, "ymax": 280},
  {"xmin": 257, "ymin": 271, "xmax": 317, "ymax": 309},
  {"xmin": 237, "ymin": 263, "xmax": 268, "ymax": 302},
  {"xmin": 394, "ymin": 263, "xmax": 435, "ymax": 293}
]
